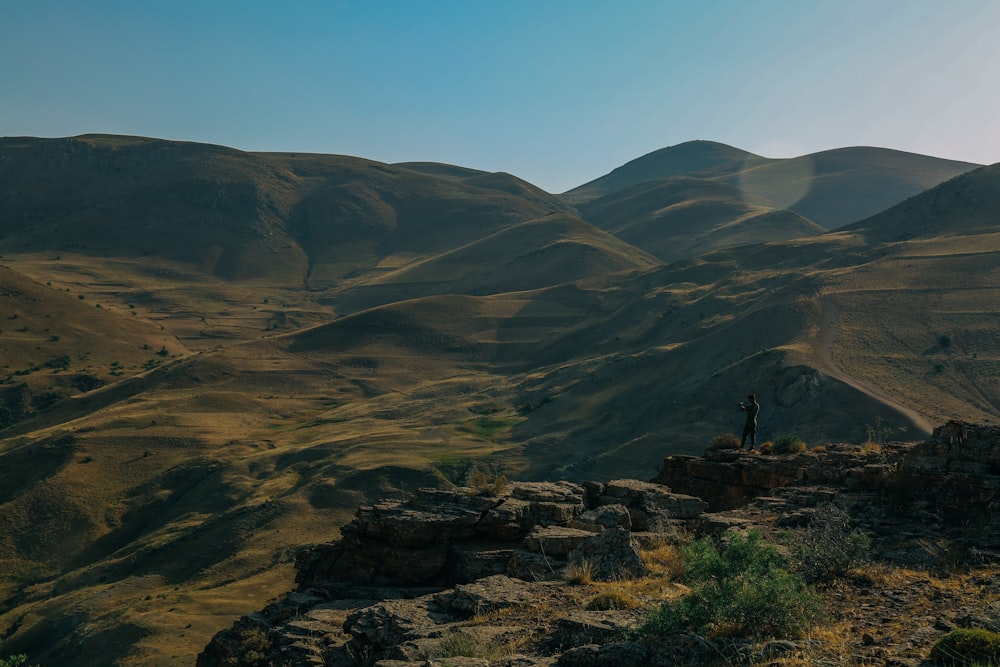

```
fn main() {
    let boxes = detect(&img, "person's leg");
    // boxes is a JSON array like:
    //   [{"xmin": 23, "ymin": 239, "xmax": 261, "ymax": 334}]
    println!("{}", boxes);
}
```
[
  {"xmin": 741, "ymin": 424, "xmax": 751, "ymax": 448},
  {"xmin": 749, "ymin": 428, "xmax": 756, "ymax": 450}
]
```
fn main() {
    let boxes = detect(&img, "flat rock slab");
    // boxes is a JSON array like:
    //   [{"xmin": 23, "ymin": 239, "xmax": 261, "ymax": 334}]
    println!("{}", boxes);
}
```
[
  {"xmin": 443, "ymin": 574, "xmax": 557, "ymax": 617},
  {"xmin": 555, "ymin": 610, "xmax": 639, "ymax": 647},
  {"xmin": 524, "ymin": 526, "xmax": 596, "ymax": 556}
]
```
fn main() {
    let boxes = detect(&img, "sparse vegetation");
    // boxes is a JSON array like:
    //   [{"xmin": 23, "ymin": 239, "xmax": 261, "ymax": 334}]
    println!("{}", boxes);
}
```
[
  {"xmin": 564, "ymin": 560, "xmax": 593, "ymax": 585},
  {"xmin": 585, "ymin": 590, "xmax": 640, "ymax": 610},
  {"xmin": 772, "ymin": 433, "xmax": 806, "ymax": 454},
  {"xmin": 222, "ymin": 625, "xmax": 272, "ymax": 666},
  {"xmin": 930, "ymin": 628, "xmax": 1000, "ymax": 666},
  {"xmin": 0, "ymin": 655, "xmax": 28, "ymax": 667},
  {"xmin": 466, "ymin": 464, "xmax": 509, "ymax": 496},
  {"xmin": 459, "ymin": 415, "xmax": 523, "ymax": 441},
  {"xmin": 784, "ymin": 504, "xmax": 871, "ymax": 582},
  {"xmin": 636, "ymin": 529, "xmax": 823, "ymax": 639},
  {"xmin": 710, "ymin": 433, "xmax": 741, "ymax": 450},
  {"xmin": 432, "ymin": 630, "xmax": 495, "ymax": 660},
  {"xmin": 0, "ymin": 134, "xmax": 996, "ymax": 667},
  {"xmin": 865, "ymin": 415, "xmax": 892, "ymax": 448}
]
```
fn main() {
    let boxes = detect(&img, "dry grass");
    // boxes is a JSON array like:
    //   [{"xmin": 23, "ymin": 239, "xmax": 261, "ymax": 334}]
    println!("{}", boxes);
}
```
[
  {"xmin": 0, "ymin": 156, "xmax": 998, "ymax": 666},
  {"xmin": 564, "ymin": 560, "xmax": 593, "ymax": 586}
]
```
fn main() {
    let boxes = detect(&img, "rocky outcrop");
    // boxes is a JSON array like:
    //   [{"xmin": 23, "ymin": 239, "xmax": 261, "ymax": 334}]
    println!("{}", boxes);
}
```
[
  {"xmin": 199, "ymin": 421, "xmax": 1000, "ymax": 666},
  {"xmin": 654, "ymin": 421, "xmax": 1000, "ymax": 552},
  {"xmin": 199, "ymin": 479, "xmax": 703, "ymax": 666}
]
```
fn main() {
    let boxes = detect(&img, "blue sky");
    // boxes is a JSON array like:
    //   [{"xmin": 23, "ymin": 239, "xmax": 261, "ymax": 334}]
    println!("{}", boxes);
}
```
[{"xmin": 2, "ymin": 1, "xmax": 998, "ymax": 192}]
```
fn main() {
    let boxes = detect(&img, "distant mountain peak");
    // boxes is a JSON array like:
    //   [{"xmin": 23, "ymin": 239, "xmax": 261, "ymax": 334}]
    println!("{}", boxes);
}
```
[{"xmin": 563, "ymin": 140, "xmax": 762, "ymax": 202}]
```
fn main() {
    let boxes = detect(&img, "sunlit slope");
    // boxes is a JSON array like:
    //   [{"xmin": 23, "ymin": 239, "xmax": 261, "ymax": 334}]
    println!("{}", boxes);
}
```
[
  {"xmin": 0, "ymin": 265, "xmax": 188, "ymax": 424},
  {"xmin": 328, "ymin": 213, "xmax": 661, "ymax": 313},
  {"xmin": 577, "ymin": 177, "xmax": 825, "ymax": 262}
]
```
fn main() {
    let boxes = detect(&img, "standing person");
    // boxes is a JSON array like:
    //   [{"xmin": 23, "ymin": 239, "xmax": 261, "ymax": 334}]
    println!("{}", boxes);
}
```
[{"xmin": 739, "ymin": 394, "xmax": 760, "ymax": 450}]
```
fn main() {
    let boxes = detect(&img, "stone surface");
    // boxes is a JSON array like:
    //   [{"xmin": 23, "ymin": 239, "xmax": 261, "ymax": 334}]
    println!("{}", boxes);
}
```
[
  {"xmin": 200, "ymin": 422, "xmax": 1000, "ymax": 667},
  {"xmin": 566, "ymin": 527, "xmax": 647, "ymax": 582}
]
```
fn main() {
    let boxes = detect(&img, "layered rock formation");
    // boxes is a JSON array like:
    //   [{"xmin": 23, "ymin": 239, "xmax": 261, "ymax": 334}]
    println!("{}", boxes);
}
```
[{"xmin": 198, "ymin": 422, "xmax": 1000, "ymax": 666}]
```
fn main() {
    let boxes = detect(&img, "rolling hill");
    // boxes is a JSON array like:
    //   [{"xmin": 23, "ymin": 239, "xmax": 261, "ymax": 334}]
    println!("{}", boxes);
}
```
[
  {"xmin": 0, "ymin": 134, "xmax": 997, "ymax": 666},
  {"xmin": 576, "ymin": 177, "xmax": 825, "ymax": 262},
  {"xmin": 565, "ymin": 140, "xmax": 980, "ymax": 230}
]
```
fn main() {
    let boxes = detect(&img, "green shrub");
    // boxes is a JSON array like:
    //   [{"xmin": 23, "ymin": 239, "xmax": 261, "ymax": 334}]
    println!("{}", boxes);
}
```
[
  {"xmin": 710, "ymin": 433, "xmax": 741, "ymax": 450},
  {"xmin": 772, "ymin": 433, "xmax": 806, "ymax": 454},
  {"xmin": 0, "ymin": 655, "xmax": 27, "ymax": 667},
  {"xmin": 930, "ymin": 628, "xmax": 1000, "ymax": 666},
  {"xmin": 785, "ymin": 504, "xmax": 871, "ymax": 582},
  {"xmin": 637, "ymin": 530, "xmax": 823, "ymax": 640}
]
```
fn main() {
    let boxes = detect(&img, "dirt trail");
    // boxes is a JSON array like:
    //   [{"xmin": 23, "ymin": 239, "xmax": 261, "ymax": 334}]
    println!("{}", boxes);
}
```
[{"xmin": 814, "ymin": 299, "xmax": 934, "ymax": 435}]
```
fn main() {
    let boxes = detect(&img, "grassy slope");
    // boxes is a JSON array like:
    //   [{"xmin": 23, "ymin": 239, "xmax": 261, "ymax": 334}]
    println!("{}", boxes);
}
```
[
  {"xmin": 724, "ymin": 146, "xmax": 981, "ymax": 229},
  {"xmin": 0, "ymin": 136, "xmax": 997, "ymax": 666},
  {"xmin": 576, "ymin": 177, "xmax": 826, "ymax": 262},
  {"xmin": 564, "ymin": 140, "xmax": 980, "ymax": 231}
]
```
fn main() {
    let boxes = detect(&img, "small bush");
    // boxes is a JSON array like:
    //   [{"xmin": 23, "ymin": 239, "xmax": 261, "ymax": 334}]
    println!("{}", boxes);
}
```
[
  {"xmin": 772, "ymin": 434, "xmax": 806, "ymax": 454},
  {"xmin": 467, "ymin": 465, "xmax": 509, "ymax": 496},
  {"xmin": 565, "ymin": 560, "xmax": 593, "ymax": 585},
  {"xmin": 785, "ymin": 504, "xmax": 871, "ymax": 582},
  {"xmin": 586, "ymin": 590, "xmax": 640, "ymax": 611},
  {"xmin": 0, "ymin": 655, "xmax": 27, "ymax": 667},
  {"xmin": 710, "ymin": 433, "xmax": 741, "ymax": 450},
  {"xmin": 434, "ymin": 630, "xmax": 493, "ymax": 659},
  {"xmin": 810, "ymin": 445, "xmax": 828, "ymax": 453},
  {"xmin": 637, "ymin": 530, "xmax": 823, "ymax": 639},
  {"xmin": 640, "ymin": 544, "xmax": 686, "ymax": 578},
  {"xmin": 759, "ymin": 441, "xmax": 774, "ymax": 454},
  {"xmin": 930, "ymin": 628, "xmax": 1000, "ymax": 666}
]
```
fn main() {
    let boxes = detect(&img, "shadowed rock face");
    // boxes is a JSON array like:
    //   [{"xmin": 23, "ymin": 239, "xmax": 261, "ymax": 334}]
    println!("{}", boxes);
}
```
[
  {"xmin": 292, "ymin": 480, "xmax": 701, "ymax": 591},
  {"xmin": 654, "ymin": 421, "xmax": 1000, "ymax": 521},
  {"xmin": 198, "ymin": 422, "xmax": 1000, "ymax": 667}
]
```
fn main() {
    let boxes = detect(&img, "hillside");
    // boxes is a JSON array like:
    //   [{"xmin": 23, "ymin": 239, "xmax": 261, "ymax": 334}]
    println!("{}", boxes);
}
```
[
  {"xmin": 562, "ymin": 140, "xmax": 763, "ymax": 203},
  {"xmin": 724, "ymin": 146, "xmax": 981, "ymax": 228},
  {"xmin": 195, "ymin": 423, "xmax": 1000, "ymax": 667},
  {"xmin": 0, "ymin": 134, "xmax": 997, "ymax": 665},
  {"xmin": 576, "ymin": 177, "xmax": 825, "ymax": 262},
  {"xmin": 565, "ymin": 141, "xmax": 980, "ymax": 230},
  {"xmin": 0, "ymin": 136, "xmax": 576, "ymax": 292}
]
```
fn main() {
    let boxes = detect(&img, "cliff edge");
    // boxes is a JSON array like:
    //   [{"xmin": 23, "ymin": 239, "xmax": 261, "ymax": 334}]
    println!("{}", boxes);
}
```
[{"xmin": 198, "ymin": 421, "xmax": 1000, "ymax": 666}]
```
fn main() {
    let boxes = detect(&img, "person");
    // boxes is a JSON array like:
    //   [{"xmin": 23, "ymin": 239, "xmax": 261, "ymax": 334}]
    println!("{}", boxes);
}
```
[{"xmin": 739, "ymin": 394, "xmax": 760, "ymax": 450}]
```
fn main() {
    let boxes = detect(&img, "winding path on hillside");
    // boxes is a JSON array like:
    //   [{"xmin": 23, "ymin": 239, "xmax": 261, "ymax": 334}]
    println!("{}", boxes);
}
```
[{"xmin": 814, "ymin": 298, "xmax": 935, "ymax": 436}]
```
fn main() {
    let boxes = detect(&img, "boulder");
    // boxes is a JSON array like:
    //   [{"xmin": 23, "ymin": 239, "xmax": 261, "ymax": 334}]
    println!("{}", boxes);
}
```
[{"xmin": 566, "ymin": 527, "xmax": 647, "ymax": 581}]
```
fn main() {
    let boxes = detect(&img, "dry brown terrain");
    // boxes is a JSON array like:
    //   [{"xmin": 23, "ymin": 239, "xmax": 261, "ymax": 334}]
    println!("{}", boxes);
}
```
[{"xmin": 0, "ymin": 136, "xmax": 996, "ymax": 665}]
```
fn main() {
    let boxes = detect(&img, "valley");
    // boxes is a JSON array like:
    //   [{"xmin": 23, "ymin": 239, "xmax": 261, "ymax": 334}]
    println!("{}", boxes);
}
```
[{"xmin": 0, "ymin": 135, "xmax": 997, "ymax": 665}]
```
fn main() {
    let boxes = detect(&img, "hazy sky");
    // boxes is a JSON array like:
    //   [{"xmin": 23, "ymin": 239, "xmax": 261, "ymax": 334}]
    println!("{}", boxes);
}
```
[{"xmin": 3, "ymin": 1, "xmax": 998, "ymax": 192}]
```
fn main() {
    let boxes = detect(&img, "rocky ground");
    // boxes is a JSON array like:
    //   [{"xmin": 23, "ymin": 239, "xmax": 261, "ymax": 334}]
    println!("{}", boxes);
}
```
[{"xmin": 197, "ymin": 421, "xmax": 1000, "ymax": 666}]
